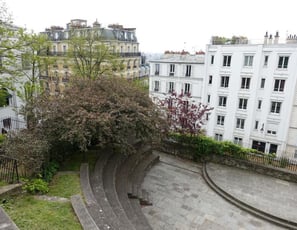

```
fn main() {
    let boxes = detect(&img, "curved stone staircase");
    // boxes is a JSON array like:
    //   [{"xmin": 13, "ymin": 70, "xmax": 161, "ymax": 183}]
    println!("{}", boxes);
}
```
[{"xmin": 71, "ymin": 142, "xmax": 159, "ymax": 230}]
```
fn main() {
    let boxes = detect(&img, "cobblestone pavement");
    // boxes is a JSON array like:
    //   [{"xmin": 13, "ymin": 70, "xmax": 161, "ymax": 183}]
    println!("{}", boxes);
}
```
[
  {"xmin": 206, "ymin": 162, "xmax": 297, "ymax": 223},
  {"xmin": 141, "ymin": 152, "xmax": 286, "ymax": 230}
]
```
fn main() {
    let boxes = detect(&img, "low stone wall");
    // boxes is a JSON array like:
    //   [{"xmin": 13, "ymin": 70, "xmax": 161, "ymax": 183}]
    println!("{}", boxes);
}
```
[
  {"xmin": 208, "ymin": 155, "xmax": 297, "ymax": 183},
  {"xmin": 156, "ymin": 139, "xmax": 297, "ymax": 183},
  {"xmin": 154, "ymin": 139, "xmax": 195, "ymax": 161}
]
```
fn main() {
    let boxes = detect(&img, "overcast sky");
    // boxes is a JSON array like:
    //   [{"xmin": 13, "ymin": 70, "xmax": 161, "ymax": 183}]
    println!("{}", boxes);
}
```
[{"xmin": 6, "ymin": 0, "xmax": 297, "ymax": 53}]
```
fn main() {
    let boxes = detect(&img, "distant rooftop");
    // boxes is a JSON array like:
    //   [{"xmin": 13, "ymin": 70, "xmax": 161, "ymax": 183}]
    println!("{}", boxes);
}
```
[
  {"xmin": 210, "ymin": 31, "xmax": 297, "ymax": 45},
  {"xmin": 151, "ymin": 51, "xmax": 205, "ymax": 64},
  {"xmin": 40, "ymin": 19, "xmax": 138, "ymax": 42}
]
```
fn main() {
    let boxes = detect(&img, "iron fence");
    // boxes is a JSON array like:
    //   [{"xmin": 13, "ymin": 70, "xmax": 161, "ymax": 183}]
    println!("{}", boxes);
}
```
[
  {"xmin": 224, "ymin": 151, "xmax": 297, "ymax": 172},
  {"xmin": 0, "ymin": 155, "xmax": 19, "ymax": 183}
]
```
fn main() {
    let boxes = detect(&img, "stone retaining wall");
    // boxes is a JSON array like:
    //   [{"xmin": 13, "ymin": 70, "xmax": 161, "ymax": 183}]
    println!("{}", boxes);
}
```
[
  {"xmin": 209, "ymin": 155, "xmax": 297, "ymax": 183},
  {"xmin": 156, "ymin": 140, "xmax": 297, "ymax": 183}
]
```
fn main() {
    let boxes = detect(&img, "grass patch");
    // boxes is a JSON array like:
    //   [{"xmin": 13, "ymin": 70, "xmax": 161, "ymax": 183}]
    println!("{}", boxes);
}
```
[
  {"xmin": 1, "ymin": 171, "xmax": 82, "ymax": 229},
  {"xmin": 48, "ymin": 173, "xmax": 81, "ymax": 198},
  {"xmin": 2, "ymin": 194, "xmax": 82, "ymax": 230},
  {"xmin": 60, "ymin": 149, "xmax": 99, "ymax": 171},
  {"xmin": 0, "ymin": 180, "xmax": 8, "ymax": 186}
]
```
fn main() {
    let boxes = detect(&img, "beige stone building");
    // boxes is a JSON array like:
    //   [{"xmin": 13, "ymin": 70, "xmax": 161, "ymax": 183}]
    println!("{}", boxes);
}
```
[{"xmin": 39, "ymin": 19, "xmax": 141, "ymax": 94}]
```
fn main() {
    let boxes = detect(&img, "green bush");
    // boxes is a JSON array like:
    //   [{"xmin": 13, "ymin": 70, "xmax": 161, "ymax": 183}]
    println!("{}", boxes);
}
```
[
  {"xmin": 167, "ymin": 133, "xmax": 254, "ymax": 161},
  {"xmin": 0, "ymin": 134, "xmax": 5, "ymax": 143},
  {"xmin": 23, "ymin": 177, "xmax": 49, "ymax": 194},
  {"xmin": 42, "ymin": 161, "xmax": 59, "ymax": 182}
]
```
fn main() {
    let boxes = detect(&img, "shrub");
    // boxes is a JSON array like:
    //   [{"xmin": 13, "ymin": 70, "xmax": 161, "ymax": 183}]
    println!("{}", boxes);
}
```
[
  {"xmin": 23, "ymin": 177, "xmax": 49, "ymax": 194},
  {"xmin": 0, "ymin": 134, "xmax": 5, "ymax": 144},
  {"xmin": 42, "ymin": 161, "xmax": 59, "ymax": 182},
  {"xmin": 1, "ymin": 130, "xmax": 49, "ymax": 176}
]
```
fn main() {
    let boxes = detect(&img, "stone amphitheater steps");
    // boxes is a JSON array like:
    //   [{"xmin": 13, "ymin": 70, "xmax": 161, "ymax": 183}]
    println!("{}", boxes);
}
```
[
  {"xmin": 70, "ymin": 194, "xmax": 99, "ymax": 230},
  {"xmin": 102, "ymin": 152, "xmax": 136, "ymax": 230},
  {"xmin": 0, "ymin": 207, "xmax": 19, "ymax": 230},
  {"xmin": 73, "ymin": 143, "xmax": 158, "ymax": 230},
  {"xmin": 79, "ymin": 162, "xmax": 111, "ymax": 230},
  {"xmin": 90, "ymin": 151, "xmax": 122, "ymax": 230},
  {"xmin": 202, "ymin": 162, "xmax": 297, "ymax": 230},
  {"xmin": 115, "ymin": 151, "xmax": 153, "ymax": 230}
]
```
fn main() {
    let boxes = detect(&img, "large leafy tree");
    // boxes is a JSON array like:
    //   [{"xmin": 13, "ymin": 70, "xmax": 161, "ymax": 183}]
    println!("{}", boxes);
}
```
[
  {"xmin": 67, "ymin": 31, "xmax": 124, "ymax": 80},
  {"xmin": 0, "ymin": 1, "xmax": 51, "ymax": 128},
  {"xmin": 15, "ymin": 32, "xmax": 52, "ymax": 129},
  {"xmin": 36, "ymin": 77, "xmax": 167, "ymax": 155}
]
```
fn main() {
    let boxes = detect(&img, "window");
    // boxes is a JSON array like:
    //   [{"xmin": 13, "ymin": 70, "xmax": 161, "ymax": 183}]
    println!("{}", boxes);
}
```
[
  {"xmin": 236, "ymin": 118, "xmax": 245, "ymax": 129},
  {"xmin": 252, "ymin": 140, "xmax": 266, "ymax": 152},
  {"xmin": 244, "ymin": 55, "xmax": 253, "ymax": 67},
  {"xmin": 207, "ymin": 94, "xmax": 211, "ymax": 103},
  {"xmin": 169, "ymin": 64, "xmax": 175, "ymax": 76},
  {"xmin": 53, "ymin": 45, "xmax": 57, "ymax": 54},
  {"xmin": 223, "ymin": 55, "xmax": 232, "ymax": 67},
  {"xmin": 208, "ymin": 75, "xmax": 213, "ymax": 84},
  {"xmin": 155, "ymin": 64, "xmax": 160, "ymax": 75},
  {"xmin": 238, "ymin": 98, "xmax": 248, "ymax": 109},
  {"xmin": 260, "ymin": 78, "xmax": 265, "ymax": 88},
  {"xmin": 254, "ymin": 120, "xmax": 259, "ymax": 130},
  {"xmin": 267, "ymin": 130, "xmax": 277, "ymax": 135},
  {"xmin": 211, "ymin": 55, "xmax": 214, "ymax": 64},
  {"xmin": 217, "ymin": 115, "xmax": 225, "ymax": 125},
  {"xmin": 63, "ymin": 45, "xmax": 67, "ymax": 53},
  {"xmin": 294, "ymin": 150, "xmax": 297, "ymax": 159},
  {"xmin": 234, "ymin": 137, "xmax": 243, "ymax": 146},
  {"xmin": 218, "ymin": 96, "xmax": 227, "ymax": 107},
  {"xmin": 184, "ymin": 83, "xmax": 191, "ymax": 94},
  {"xmin": 258, "ymin": 100, "xmax": 262, "ymax": 109},
  {"xmin": 215, "ymin": 133, "xmax": 223, "ymax": 141},
  {"xmin": 0, "ymin": 89, "xmax": 11, "ymax": 107},
  {"xmin": 270, "ymin": 101, "xmax": 281, "ymax": 114},
  {"xmin": 264, "ymin": 55, "xmax": 269, "ymax": 67},
  {"xmin": 185, "ymin": 65, "xmax": 192, "ymax": 77},
  {"xmin": 269, "ymin": 144, "xmax": 278, "ymax": 154},
  {"xmin": 274, "ymin": 79, "xmax": 285, "ymax": 92},
  {"xmin": 220, "ymin": 76, "xmax": 229, "ymax": 88},
  {"xmin": 2, "ymin": 118, "xmax": 11, "ymax": 129},
  {"xmin": 241, "ymin": 77, "xmax": 250, "ymax": 89},
  {"xmin": 154, "ymin": 81, "xmax": 160, "ymax": 92},
  {"xmin": 278, "ymin": 56, "xmax": 289, "ymax": 69},
  {"xmin": 168, "ymin": 82, "xmax": 174, "ymax": 93}
]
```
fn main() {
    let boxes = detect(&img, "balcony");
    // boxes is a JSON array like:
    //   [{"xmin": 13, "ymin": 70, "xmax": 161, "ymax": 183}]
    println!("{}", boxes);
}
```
[
  {"xmin": 118, "ymin": 52, "xmax": 141, "ymax": 57},
  {"xmin": 39, "ymin": 51, "xmax": 141, "ymax": 58}
]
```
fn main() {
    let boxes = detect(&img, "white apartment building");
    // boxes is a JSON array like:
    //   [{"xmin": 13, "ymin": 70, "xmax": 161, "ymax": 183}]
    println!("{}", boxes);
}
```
[
  {"xmin": 205, "ymin": 32, "xmax": 297, "ymax": 158},
  {"xmin": 149, "ymin": 33, "xmax": 297, "ymax": 159},
  {"xmin": 149, "ymin": 52, "xmax": 205, "ymax": 104},
  {"xmin": 0, "ymin": 24, "xmax": 26, "ymax": 132}
]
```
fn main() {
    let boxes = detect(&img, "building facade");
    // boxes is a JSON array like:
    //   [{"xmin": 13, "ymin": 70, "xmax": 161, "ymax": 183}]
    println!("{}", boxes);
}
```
[
  {"xmin": 149, "ymin": 52, "xmax": 205, "ymax": 104},
  {"xmin": 40, "ymin": 19, "xmax": 141, "ymax": 94},
  {"xmin": 149, "ymin": 33, "xmax": 297, "ymax": 159},
  {"xmin": 204, "ymin": 32, "xmax": 297, "ymax": 158},
  {"xmin": 0, "ymin": 24, "xmax": 26, "ymax": 132}
]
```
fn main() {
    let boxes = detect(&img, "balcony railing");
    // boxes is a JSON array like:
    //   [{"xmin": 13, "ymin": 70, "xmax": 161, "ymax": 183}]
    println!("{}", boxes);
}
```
[{"xmin": 39, "ymin": 51, "xmax": 141, "ymax": 58}]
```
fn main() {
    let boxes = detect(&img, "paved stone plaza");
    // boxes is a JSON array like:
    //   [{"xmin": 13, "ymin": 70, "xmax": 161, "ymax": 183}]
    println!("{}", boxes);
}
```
[{"xmin": 142, "ymin": 152, "xmax": 293, "ymax": 230}]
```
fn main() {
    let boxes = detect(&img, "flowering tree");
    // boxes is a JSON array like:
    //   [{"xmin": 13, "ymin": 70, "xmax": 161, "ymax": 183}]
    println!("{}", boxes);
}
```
[{"xmin": 158, "ymin": 91, "xmax": 213, "ymax": 135}]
